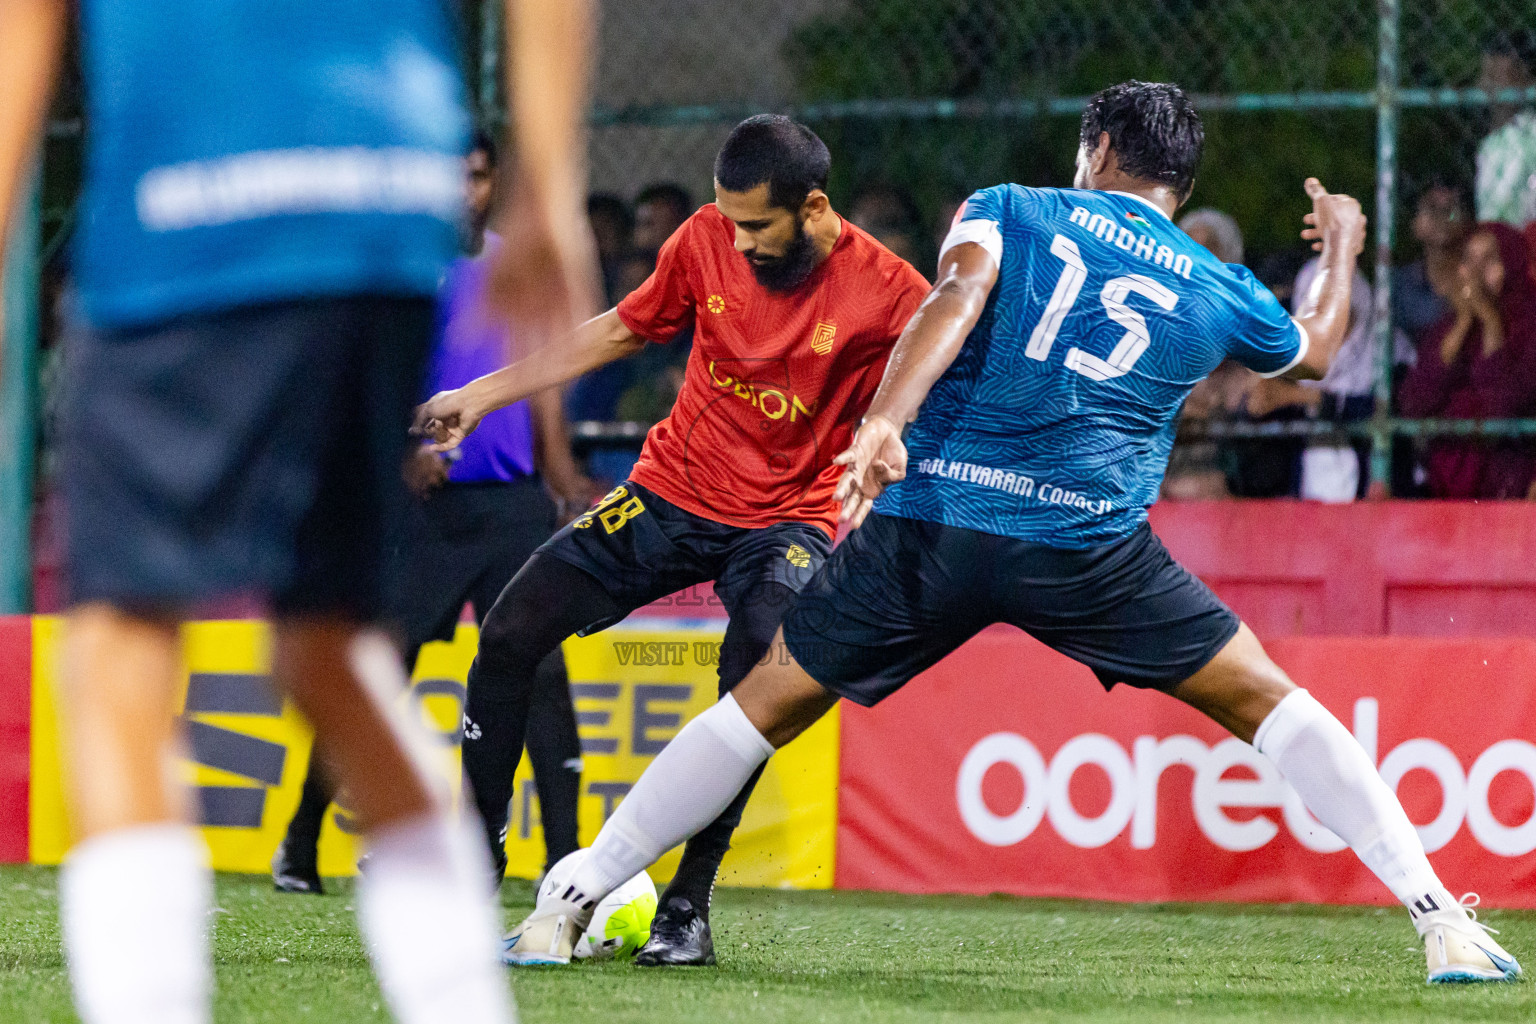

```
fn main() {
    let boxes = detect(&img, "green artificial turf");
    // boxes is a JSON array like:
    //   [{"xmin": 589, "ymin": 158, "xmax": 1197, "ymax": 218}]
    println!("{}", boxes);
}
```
[{"xmin": 1, "ymin": 864, "xmax": 1531, "ymax": 1023}]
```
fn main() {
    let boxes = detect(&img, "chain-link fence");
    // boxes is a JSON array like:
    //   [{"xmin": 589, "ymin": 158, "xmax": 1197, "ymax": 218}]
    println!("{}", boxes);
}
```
[{"xmin": 8, "ymin": 0, "xmax": 1536, "ymax": 608}]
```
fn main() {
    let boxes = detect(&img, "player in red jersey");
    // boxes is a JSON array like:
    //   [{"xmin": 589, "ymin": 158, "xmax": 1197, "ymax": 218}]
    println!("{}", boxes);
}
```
[{"xmin": 416, "ymin": 115, "xmax": 930, "ymax": 966}]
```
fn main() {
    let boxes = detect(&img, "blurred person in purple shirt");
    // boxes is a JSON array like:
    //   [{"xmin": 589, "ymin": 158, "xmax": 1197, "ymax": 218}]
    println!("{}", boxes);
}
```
[{"xmin": 272, "ymin": 132, "xmax": 596, "ymax": 895}]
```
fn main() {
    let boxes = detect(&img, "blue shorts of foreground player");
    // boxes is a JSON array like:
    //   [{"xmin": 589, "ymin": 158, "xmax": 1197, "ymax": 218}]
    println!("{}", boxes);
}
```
[
  {"xmin": 60, "ymin": 295, "xmax": 432, "ymax": 619},
  {"xmin": 782, "ymin": 513, "xmax": 1240, "ymax": 704}
]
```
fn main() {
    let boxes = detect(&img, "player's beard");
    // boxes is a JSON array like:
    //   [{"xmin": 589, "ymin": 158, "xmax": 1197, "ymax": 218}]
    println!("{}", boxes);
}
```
[{"xmin": 748, "ymin": 220, "xmax": 819, "ymax": 292}]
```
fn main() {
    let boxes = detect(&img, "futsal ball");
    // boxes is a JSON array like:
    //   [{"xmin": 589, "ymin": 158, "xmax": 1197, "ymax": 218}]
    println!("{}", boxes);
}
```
[{"xmin": 539, "ymin": 849, "xmax": 658, "ymax": 961}]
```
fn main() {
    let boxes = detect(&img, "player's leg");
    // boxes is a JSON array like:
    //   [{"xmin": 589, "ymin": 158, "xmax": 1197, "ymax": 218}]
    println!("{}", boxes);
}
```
[
  {"xmin": 59, "ymin": 605, "xmax": 211, "ymax": 1024},
  {"xmin": 276, "ymin": 295, "xmax": 515, "ymax": 1024},
  {"xmin": 506, "ymin": 513, "xmax": 985, "ymax": 965},
  {"xmin": 1009, "ymin": 523, "xmax": 1518, "ymax": 984},
  {"xmin": 1174, "ymin": 626, "xmax": 1520, "ymax": 982},
  {"xmin": 271, "ymin": 751, "xmax": 336, "ymax": 894},
  {"xmin": 639, "ymin": 576, "xmax": 798, "ymax": 966},
  {"xmin": 523, "ymin": 650, "xmax": 583, "ymax": 871},
  {"xmin": 462, "ymin": 482, "xmax": 714, "ymax": 888},
  {"xmin": 460, "ymin": 551, "xmax": 621, "ymax": 883},
  {"xmin": 468, "ymin": 481, "xmax": 583, "ymax": 878}
]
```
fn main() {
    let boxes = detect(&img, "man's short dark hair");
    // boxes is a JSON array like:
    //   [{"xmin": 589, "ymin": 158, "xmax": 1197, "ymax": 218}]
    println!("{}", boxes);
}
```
[
  {"xmin": 634, "ymin": 182, "xmax": 694, "ymax": 221},
  {"xmin": 471, "ymin": 128, "xmax": 498, "ymax": 168},
  {"xmin": 1080, "ymin": 81, "xmax": 1204, "ymax": 200},
  {"xmin": 1483, "ymin": 30, "xmax": 1536, "ymax": 76},
  {"xmin": 714, "ymin": 114, "xmax": 832, "ymax": 212}
]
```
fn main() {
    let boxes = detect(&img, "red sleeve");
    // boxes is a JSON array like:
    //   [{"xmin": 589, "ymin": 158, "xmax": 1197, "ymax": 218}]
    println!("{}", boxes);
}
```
[
  {"xmin": 616, "ymin": 216, "xmax": 699, "ymax": 343},
  {"xmin": 885, "ymin": 263, "xmax": 931, "ymax": 340}
]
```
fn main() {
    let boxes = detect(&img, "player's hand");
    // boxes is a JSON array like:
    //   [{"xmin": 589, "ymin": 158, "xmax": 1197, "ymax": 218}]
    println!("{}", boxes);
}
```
[
  {"xmin": 485, "ymin": 175, "xmax": 602, "ymax": 360},
  {"xmin": 1300, "ymin": 178, "xmax": 1366, "ymax": 257},
  {"xmin": 833, "ymin": 415, "xmax": 908, "ymax": 529},
  {"xmin": 411, "ymin": 388, "xmax": 485, "ymax": 453}
]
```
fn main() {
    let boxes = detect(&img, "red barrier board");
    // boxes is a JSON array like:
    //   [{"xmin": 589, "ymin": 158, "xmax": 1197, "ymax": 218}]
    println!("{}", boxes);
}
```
[
  {"xmin": 0, "ymin": 617, "xmax": 30, "ymax": 863},
  {"xmin": 837, "ymin": 632, "xmax": 1536, "ymax": 907}
]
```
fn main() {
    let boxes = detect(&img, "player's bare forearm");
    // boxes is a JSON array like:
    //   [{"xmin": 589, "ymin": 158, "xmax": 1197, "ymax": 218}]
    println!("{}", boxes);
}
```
[
  {"xmin": 460, "ymin": 309, "xmax": 643, "ymax": 420},
  {"xmin": 506, "ymin": 0, "xmax": 592, "ymax": 209},
  {"xmin": 0, "ymin": 0, "xmax": 65, "ymax": 285},
  {"xmin": 1286, "ymin": 178, "xmax": 1367, "ymax": 381},
  {"xmin": 862, "ymin": 243, "xmax": 999, "ymax": 426}
]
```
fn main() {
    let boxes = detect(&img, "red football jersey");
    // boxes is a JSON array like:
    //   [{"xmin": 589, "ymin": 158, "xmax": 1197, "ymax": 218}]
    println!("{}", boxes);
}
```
[{"xmin": 616, "ymin": 206, "xmax": 930, "ymax": 536}]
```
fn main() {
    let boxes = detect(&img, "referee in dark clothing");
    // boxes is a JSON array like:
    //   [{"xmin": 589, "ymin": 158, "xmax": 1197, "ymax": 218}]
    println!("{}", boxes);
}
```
[{"xmin": 272, "ymin": 134, "xmax": 596, "ymax": 894}]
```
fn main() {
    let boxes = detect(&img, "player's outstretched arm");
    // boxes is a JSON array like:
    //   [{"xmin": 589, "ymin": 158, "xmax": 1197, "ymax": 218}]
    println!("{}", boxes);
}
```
[
  {"xmin": 1284, "ymin": 178, "xmax": 1368, "ymax": 380},
  {"xmin": 0, "ymin": 0, "xmax": 65, "ymax": 371},
  {"xmin": 412, "ymin": 308, "xmax": 645, "ymax": 451},
  {"xmin": 833, "ymin": 241, "xmax": 999, "ymax": 526}
]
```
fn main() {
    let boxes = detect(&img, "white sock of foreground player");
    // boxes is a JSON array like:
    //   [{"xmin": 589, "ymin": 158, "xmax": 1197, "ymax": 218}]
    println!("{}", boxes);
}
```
[
  {"xmin": 357, "ymin": 814, "xmax": 517, "ymax": 1024},
  {"xmin": 1254, "ymin": 689, "xmax": 1455, "ymax": 925},
  {"xmin": 62, "ymin": 824, "xmax": 211, "ymax": 1024},
  {"xmin": 570, "ymin": 693, "xmax": 774, "ymax": 901}
]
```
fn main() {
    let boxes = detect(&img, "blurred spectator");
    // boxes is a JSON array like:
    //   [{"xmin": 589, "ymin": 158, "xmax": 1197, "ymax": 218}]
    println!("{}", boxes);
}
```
[
  {"xmin": 633, "ymin": 182, "xmax": 695, "ymax": 253},
  {"xmin": 1398, "ymin": 223, "xmax": 1536, "ymax": 498},
  {"xmin": 1163, "ymin": 209, "xmax": 1252, "ymax": 499},
  {"xmin": 586, "ymin": 193, "xmax": 633, "ymax": 306},
  {"xmin": 850, "ymin": 182, "xmax": 924, "ymax": 266},
  {"xmin": 1475, "ymin": 31, "xmax": 1536, "ymax": 229},
  {"xmin": 1394, "ymin": 182, "xmax": 1472, "ymax": 346},
  {"xmin": 1178, "ymin": 208, "xmax": 1244, "ymax": 264},
  {"xmin": 1285, "ymin": 258, "xmax": 1412, "ymax": 501}
]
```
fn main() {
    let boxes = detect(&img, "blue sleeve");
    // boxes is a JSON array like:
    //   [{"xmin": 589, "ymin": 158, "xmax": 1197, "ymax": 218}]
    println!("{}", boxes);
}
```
[
  {"xmin": 1224, "ymin": 264, "xmax": 1307, "ymax": 377},
  {"xmin": 958, "ymin": 185, "xmax": 1007, "ymax": 226}
]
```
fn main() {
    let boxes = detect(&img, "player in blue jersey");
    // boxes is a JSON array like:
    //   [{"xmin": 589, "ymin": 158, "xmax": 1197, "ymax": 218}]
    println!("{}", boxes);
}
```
[
  {"xmin": 0, "ymin": 2, "xmax": 597, "ymax": 1022},
  {"xmin": 504, "ymin": 82, "xmax": 1521, "ymax": 986}
]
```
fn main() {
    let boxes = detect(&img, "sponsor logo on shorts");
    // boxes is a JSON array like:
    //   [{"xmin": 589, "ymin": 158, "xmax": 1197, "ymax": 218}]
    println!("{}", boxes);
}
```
[{"xmin": 784, "ymin": 543, "xmax": 813, "ymax": 568}]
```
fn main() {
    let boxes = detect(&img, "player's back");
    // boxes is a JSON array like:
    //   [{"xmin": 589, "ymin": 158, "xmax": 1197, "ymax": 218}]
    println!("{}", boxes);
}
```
[
  {"xmin": 876, "ymin": 184, "xmax": 1304, "ymax": 548},
  {"xmin": 76, "ymin": 0, "xmax": 467, "ymax": 328}
]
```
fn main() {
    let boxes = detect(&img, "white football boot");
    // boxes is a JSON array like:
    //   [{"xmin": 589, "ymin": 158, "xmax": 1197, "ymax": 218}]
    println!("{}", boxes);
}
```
[
  {"xmin": 1415, "ymin": 893, "xmax": 1522, "ymax": 984},
  {"xmin": 501, "ymin": 885, "xmax": 595, "ymax": 966}
]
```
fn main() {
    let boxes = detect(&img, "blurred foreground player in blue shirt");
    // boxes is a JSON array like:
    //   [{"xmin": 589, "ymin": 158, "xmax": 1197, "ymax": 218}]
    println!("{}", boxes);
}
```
[
  {"xmin": 272, "ymin": 134, "xmax": 595, "ymax": 896},
  {"xmin": 509, "ymin": 82, "xmax": 1522, "ymax": 988},
  {"xmin": 0, "ymin": 2, "xmax": 599, "ymax": 1022}
]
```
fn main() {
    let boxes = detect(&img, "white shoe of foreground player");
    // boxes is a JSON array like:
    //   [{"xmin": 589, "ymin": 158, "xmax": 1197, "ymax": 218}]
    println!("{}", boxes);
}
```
[
  {"xmin": 502, "ymin": 893, "xmax": 593, "ymax": 967},
  {"xmin": 1418, "ymin": 894, "xmax": 1522, "ymax": 984}
]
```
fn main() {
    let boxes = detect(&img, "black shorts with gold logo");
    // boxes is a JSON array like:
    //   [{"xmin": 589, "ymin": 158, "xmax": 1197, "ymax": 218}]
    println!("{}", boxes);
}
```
[{"xmin": 537, "ymin": 479, "xmax": 832, "ymax": 634}]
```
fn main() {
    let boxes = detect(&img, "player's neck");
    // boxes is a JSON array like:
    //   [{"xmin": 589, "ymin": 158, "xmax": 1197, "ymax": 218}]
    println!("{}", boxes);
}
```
[
  {"xmin": 1097, "ymin": 178, "xmax": 1180, "ymax": 220},
  {"xmin": 810, "ymin": 212, "xmax": 843, "ymax": 266}
]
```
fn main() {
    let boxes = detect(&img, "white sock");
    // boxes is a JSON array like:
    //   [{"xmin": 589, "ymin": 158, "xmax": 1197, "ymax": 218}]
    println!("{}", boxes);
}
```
[
  {"xmin": 357, "ymin": 814, "xmax": 517, "ymax": 1024},
  {"xmin": 571, "ymin": 694, "xmax": 774, "ymax": 900},
  {"xmin": 61, "ymin": 824, "xmax": 211, "ymax": 1024},
  {"xmin": 1255, "ymin": 689, "xmax": 1455, "ymax": 927}
]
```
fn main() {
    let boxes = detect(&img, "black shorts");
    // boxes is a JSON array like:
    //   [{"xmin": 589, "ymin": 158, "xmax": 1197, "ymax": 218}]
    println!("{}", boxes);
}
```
[
  {"xmin": 537, "ymin": 480, "xmax": 832, "ymax": 631},
  {"xmin": 61, "ymin": 295, "xmax": 432, "ymax": 619},
  {"xmin": 782, "ymin": 513, "xmax": 1240, "ymax": 705},
  {"xmin": 392, "ymin": 477, "xmax": 558, "ymax": 648}
]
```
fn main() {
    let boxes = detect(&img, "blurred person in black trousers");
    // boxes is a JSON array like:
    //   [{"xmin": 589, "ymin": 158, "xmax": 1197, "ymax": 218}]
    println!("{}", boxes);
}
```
[{"xmin": 272, "ymin": 133, "xmax": 597, "ymax": 895}]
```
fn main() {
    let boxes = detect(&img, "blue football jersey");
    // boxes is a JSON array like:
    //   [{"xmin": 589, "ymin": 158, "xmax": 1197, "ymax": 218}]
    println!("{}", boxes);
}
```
[
  {"xmin": 75, "ymin": 0, "xmax": 469, "ymax": 327},
  {"xmin": 873, "ymin": 185, "xmax": 1307, "ymax": 548}
]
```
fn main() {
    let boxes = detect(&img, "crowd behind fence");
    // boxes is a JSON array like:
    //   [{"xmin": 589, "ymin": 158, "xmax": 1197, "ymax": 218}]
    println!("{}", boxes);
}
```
[{"xmin": 9, "ymin": 0, "xmax": 1536, "ymax": 609}]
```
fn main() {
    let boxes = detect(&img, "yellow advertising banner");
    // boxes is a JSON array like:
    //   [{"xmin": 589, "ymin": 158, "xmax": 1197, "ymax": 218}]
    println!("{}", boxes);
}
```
[{"xmin": 28, "ymin": 618, "xmax": 838, "ymax": 888}]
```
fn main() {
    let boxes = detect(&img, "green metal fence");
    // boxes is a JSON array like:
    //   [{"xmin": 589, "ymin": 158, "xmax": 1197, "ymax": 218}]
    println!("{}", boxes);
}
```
[{"xmin": 6, "ymin": 0, "xmax": 1536, "ymax": 609}]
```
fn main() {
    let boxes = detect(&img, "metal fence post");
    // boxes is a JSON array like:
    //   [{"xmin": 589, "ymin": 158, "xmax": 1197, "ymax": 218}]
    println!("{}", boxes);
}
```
[
  {"xmin": 0, "ymin": 166, "xmax": 40, "ymax": 614},
  {"xmin": 1369, "ymin": 0, "xmax": 1400, "ymax": 493},
  {"xmin": 479, "ymin": 0, "xmax": 504, "ymax": 129}
]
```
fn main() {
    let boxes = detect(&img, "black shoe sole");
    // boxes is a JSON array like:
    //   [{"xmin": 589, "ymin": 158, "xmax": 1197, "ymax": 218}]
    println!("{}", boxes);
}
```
[{"xmin": 633, "ymin": 949, "xmax": 717, "ymax": 967}]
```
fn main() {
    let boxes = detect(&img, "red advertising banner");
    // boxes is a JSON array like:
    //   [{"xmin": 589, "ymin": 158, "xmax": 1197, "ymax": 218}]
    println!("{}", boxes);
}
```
[
  {"xmin": 0, "ymin": 617, "xmax": 31, "ymax": 863},
  {"xmin": 837, "ymin": 631, "xmax": 1536, "ymax": 907}
]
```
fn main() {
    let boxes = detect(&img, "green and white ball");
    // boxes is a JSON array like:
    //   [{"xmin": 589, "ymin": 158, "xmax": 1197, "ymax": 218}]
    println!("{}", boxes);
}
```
[{"xmin": 540, "ymin": 849, "xmax": 658, "ymax": 961}]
